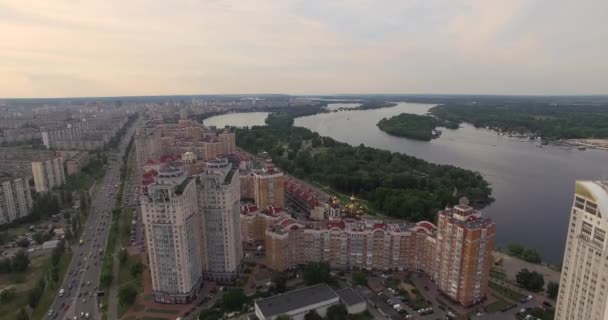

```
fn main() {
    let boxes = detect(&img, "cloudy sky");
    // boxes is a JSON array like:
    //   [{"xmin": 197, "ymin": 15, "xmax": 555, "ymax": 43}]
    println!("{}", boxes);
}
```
[{"xmin": 1, "ymin": 0, "xmax": 607, "ymax": 98}]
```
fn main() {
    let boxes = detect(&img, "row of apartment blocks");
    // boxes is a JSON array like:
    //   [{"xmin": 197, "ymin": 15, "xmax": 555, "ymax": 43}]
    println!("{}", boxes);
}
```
[
  {"xmin": 41, "ymin": 111, "xmax": 131, "ymax": 150},
  {"xmin": 0, "ymin": 148, "xmax": 89, "ymax": 225},
  {"xmin": 135, "ymin": 119, "xmax": 236, "ymax": 170},
  {"xmin": 262, "ymin": 198, "xmax": 495, "ymax": 307}
]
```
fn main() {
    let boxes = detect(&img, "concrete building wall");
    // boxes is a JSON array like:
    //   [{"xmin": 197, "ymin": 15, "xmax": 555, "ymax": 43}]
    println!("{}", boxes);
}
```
[{"xmin": 556, "ymin": 181, "xmax": 608, "ymax": 320}]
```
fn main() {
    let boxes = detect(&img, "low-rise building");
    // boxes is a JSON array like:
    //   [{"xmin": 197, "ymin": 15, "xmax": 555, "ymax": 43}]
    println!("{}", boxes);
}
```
[
  {"xmin": 254, "ymin": 284, "xmax": 340, "ymax": 320},
  {"xmin": 335, "ymin": 288, "xmax": 367, "ymax": 314}
]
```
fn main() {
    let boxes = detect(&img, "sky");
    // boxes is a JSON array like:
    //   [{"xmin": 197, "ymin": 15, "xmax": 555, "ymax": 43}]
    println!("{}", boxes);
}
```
[{"xmin": 1, "ymin": 0, "xmax": 607, "ymax": 98}]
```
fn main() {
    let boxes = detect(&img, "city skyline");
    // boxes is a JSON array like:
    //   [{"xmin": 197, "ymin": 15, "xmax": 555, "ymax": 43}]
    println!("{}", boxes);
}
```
[{"xmin": 2, "ymin": 0, "xmax": 608, "ymax": 98}]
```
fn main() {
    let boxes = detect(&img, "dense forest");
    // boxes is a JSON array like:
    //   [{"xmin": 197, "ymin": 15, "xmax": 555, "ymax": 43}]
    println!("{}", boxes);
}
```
[
  {"xmin": 377, "ymin": 113, "xmax": 458, "ymax": 141},
  {"xmin": 430, "ymin": 103, "xmax": 608, "ymax": 139},
  {"xmin": 236, "ymin": 114, "xmax": 493, "ymax": 222}
]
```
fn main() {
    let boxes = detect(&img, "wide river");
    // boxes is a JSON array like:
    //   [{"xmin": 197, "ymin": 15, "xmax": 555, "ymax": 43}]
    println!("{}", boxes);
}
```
[{"xmin": 205, "ymin": 102, "xmax": 608, "ymax": 264}]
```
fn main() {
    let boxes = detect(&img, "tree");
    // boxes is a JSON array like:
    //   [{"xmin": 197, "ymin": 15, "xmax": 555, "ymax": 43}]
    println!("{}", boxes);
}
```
[
  {"xmin": 17, "ymin": 308, "xmax": 29, "ymax": 320},
  {"xmin": 326, "ymin": 304, "xmax": 348, "ymax": 320},
  {"xmin": 118, "ymin": 285, "xmax": 137, "ymax": 307},
  {"xmin": 275, "ymin": 316, "xmax": 290, "ymax": 320},
  {"xmin": 0, "ymin": 287, "xmax": 16, "ymax": 303},
  {"xmin": 271, "ymin": 272, "xmax": 287, "ymax": 293},
  {"xmin": 352, "ymin": 271, "xmax": 368, "ymax": 286},
  {"xmin": 303, "ymin": 261, "xmax": 331, "ymax": 285},
  {"xmin": 130, "ymin": 261, "xmax": 144, "ymax": 278},
  {"xmin": 507, "ymin": 243, "xmax": 524, "ymax": 257},
  {"xmin": 547, "ymin": 281, "xmax": 559, "ymax": 299},
  {"xmin": 521, "ymin": 249, "xmax": 542, "ymax": 264},
  {"xmin": 16, "ymin": 238, "xmax": 30, "ymax": 248},
  {"xmin": 11, "ymin": 250, "xmax": 30, "ymax": 272},
  {"xmin": 222, "ymin": 288, "xmax": 247, "ymax": 312},
  {"xmin": 304, "ymin": 310, "xmax": 323, "ymax": 320},
  {"xmin": 199, "ymin": 309, "xmax": 222, "ymax": 320},
  {"xmin": 516, "ymin": 268, "xmax": 545, "ymax": 292}
]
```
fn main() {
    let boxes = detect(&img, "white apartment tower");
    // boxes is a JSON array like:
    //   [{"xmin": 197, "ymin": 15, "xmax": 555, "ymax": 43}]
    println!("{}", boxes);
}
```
[
  {"xmin": 198, "ymin": 159, "xmax": 242, "ymax": 282},
  {"xmin": 142, "ymin": 166, "xmax": 203, "ymax": 304},
  {"xmin": 556, "ymin": 181, "xmax": 608, "ymax": 320},
  {"xmin": 0, "ymin": 176, "xmax": 33, "ymax": 225},
  {"xmin": 31, "ymin": 157, "xmax": 65, "ymax": 192}
]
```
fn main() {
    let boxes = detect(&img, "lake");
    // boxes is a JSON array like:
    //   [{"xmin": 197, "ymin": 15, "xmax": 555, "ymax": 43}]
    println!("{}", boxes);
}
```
[{"xmin": 204, "ymin": 102, "xmax": 608, "ymax": 264}]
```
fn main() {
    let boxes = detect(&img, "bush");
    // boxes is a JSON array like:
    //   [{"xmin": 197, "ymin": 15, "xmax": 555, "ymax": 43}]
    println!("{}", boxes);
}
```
[
  {"xmin": 0, "ymin": 287, "xmax": 16, "ymax": 303},
  {"xmin": 119, "ymin": 285, "xmax": 137, "ymax": 307},
  {"xmin": 516, "ymin": 268, "xmax": 545, "ymax": 292},
  {"xmin": 352, "ymin": 271, "xmax": 367, "ymax": 286}
]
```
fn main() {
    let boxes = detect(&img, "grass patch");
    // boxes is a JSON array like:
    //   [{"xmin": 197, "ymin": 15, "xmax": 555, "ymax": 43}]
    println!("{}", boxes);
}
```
[
  {"xmin": 144, "ymin": 294, "xmax": 154, "ymax": 301},
  {"xmin": 148, "ymin": 308, "xmax": 180, "ymax": 314},
  {"xmin": 484, "ymin": 299, "xmax": 510, "ymax": 313},
  {"xmin": 489, "ymin": 281, "xmax": 526, "ymax": 301},
  {"xmin": 30, "ymin": 252, "xmax": 73, "ymax": 320}
]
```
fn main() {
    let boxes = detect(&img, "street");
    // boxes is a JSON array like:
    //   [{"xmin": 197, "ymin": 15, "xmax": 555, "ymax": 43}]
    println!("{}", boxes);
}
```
[{"xmin": 45, "ymin": 121, "xmax": 137, "ymax": 320}]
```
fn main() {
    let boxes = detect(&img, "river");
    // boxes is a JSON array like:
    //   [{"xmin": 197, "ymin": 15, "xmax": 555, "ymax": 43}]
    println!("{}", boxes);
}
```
[{"xmin": 204, "ymin": 102, "xmax": 608, "ymax": 264}]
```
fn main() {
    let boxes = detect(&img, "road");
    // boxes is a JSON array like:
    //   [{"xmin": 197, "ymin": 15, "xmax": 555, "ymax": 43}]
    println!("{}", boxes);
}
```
[{"xmin": 46, "ymin": 120, "xmax": 138, "ymax": 320}]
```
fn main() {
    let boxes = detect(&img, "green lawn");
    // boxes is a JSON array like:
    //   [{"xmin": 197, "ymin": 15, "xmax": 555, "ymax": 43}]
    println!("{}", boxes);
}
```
[
  {"xmin": 489, "ymin": 281, "xmax": 526, "ymax": 301},
  {"xmin": 484, "ymin": 299, "xmax": 510, "ymax": 313},
  {"xmin": 30, "ymin": 252, "xmax": 73, "ymax": 320}
]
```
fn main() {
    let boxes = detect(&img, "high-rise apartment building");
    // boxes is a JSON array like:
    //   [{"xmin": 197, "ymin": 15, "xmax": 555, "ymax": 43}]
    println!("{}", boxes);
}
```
[
  {"xmin": 135, "ymin": 126, "xmax": 163, "ymax": 170},
  {"xmin": 0, "ymin": 175, "xmax": 33, "ymax": 225},
  {"xmin": 435, "ymin": 198, "xmax": 495, "ymax": 306},
  {"xmin": 241, "ymin": 168, "xmax": 285, "ymax": 208},
  {"xmin": 198, "ymin": 159, "xmax": 242, "ymax": 282},
  {"xmin": 141, "ymin": 166, "xmax": 203, "ymax": 304},
  {"xmin": 31, "ymin": 157, "xmax": 65, "ymax": 192},
  {"xmin": 555, "ymin": 181, "xmax": 608, "ymax": 320}
]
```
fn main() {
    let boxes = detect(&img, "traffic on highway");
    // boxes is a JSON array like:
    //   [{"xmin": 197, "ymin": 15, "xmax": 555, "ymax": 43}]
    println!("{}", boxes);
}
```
[{"xmin": 46, "ymin": 121, "xmax": 137, "ymax": 320}]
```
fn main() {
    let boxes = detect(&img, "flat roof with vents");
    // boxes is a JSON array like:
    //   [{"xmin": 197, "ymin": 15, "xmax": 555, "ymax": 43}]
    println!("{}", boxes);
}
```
[{"xmin": 255, "ymin": 283, "xmax": 338, "ymax": 318}]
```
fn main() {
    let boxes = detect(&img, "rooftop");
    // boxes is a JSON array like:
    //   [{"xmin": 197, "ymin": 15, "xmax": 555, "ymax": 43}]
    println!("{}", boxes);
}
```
[
  {"xmin": 335, "ymin": 287, "xmax": 365, "ymax": 306},
  {"xmin": 255, "ymin": 284, "xmax": 338, "ymax": 318}
]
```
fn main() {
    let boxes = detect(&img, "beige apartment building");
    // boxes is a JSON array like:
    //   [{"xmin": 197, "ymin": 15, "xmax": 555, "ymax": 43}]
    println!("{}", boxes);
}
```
[
  {"xmin": 555, "ymin": 181, "xmax": 608, "ymax": 320},
  {"xmin": 31, "ymin": 157, "xmax": 65, "ymax": 192},
  {"xmin": 141, "ymin": 166, "xmax": 203, "ymax": 304},
  {"xmin": 198, "ymin": 159, "xmax": 242, "ymax": 282},
  {"xmin": 240, "ymin": 205, "xmax": 288, "ymax": 243},
  {"xmin": 241, "ymin": 168, "xmax": 285, "ymax": 208},
  {"xmin": 0, "ymin": 175, "xmax": 33, "ymax": 225},
  {"xmin": 265, "ymin": 198, "xmax": 495, "ymax": 307}
]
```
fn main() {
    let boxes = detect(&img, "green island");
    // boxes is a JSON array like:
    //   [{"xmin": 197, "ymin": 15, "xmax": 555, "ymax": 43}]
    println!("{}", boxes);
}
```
[
  {"xmin": 430, "ymin": 103, "xmax": 608, "ymax": 139},
  {"xmin": 377, "ymin": 113, "xmax": 457, "ymax": 141},
  {"xmin": 236, "ymin": 113, "xmax": 493, "ymax": 222}
]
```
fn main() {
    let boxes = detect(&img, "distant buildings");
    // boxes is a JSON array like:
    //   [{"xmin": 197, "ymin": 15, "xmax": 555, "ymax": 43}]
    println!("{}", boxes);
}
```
[
  {"xmin": 141, "ymin": 166, "xmax": 202, "ymax": 304},
  {"xmin": 198, "ymin": 159, "xmax": 242, "ymax": 282},
  {"xmin": 264, "ymin": 198, "xmax": 495, "ymax": 306},
  {"xmin": 555, "ymin": 181, "xmax": 608, "ymax": 320},
  {"xmin": 0, "ymin": 174, "xmax": 33, "ymax": 225},
  {"xmin": 31, "ymin": 156, "xmax": 66, "ymax": 193}
]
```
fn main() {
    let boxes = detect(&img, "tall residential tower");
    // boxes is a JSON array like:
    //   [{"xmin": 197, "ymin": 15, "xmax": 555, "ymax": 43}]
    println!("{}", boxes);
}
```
[
  {"xmin": 142, "ymin": 166, "xmax": 202, "ymax": 303},
  {"xmin": 556, "ymin": 181, "xmax": 608, "ymax": 320},
  {"xmin": 198, "ymin": 159, "xmax": 242, "ymax": 282}
]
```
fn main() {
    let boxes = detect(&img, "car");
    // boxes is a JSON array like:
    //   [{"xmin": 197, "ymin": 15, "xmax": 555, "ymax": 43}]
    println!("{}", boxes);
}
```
[{"xmin": 47, "ymin": 309, "xmax": 53, "ymax": 317}]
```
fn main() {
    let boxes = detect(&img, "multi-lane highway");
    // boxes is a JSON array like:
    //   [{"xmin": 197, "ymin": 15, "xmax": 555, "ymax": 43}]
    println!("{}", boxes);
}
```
[{"xmin": 46, "ymin": 120, "xmax": 138, "ymax": 320}]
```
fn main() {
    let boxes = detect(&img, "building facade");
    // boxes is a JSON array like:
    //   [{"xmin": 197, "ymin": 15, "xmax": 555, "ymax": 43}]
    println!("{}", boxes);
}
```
[
  {"xmin": 435, "ymin": 198, "xmax": 495, "ymax": 306},
  {"xmin": 198, "ymin": 159, "xmax": 242, "ymax": 282},
  {"xmin": 31, "ymin": 157, "xmax": 65, "ymax": 192},
  {"xmin": 0, "ymin": 175, "xmax": 33, "ymax": 225},
  {"xmin": 141, "ymin": 166, "xmax": 203, "ymax": 304},
  {"xmin": 555, "ymin": 181, "xmax": 608, "ymax": 320},
  {"xmin": 241, "ymin": 168, "xmax": 285, "ymax": 208},
  {"xmin": 264, "ymin": 198, "xmax": 494, "ymax": 307}
]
